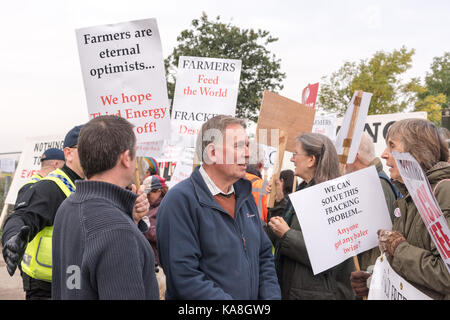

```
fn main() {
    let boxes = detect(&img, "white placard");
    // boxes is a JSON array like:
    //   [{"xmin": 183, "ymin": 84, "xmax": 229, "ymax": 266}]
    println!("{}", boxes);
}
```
[
  {"xmin": 0, "ymin": 158, "xmax": 15, "ymax": 173},
  {"xmin": 392, "ymin": 151, "xmax": 450, "ymax": 273},
  {"xmin": 5, "ymin": 135, "xmax": 64, "ymax": 205},
  {"xmin": 168, "ymin": 147, "xmax": 195, "ymax": 188},
  {"xmin": 170, "ymin": 56, "xmax": 242, "ymax": 147},
  {"xmin": 312, "ymin": 113, "xmax": 337, "ymax": 142},
  {"xmin": 288, "ymin": 166, "xmax": 392, "ymax": 275},
  {"xmin": 335, "ymin": 91, "xmax": 372, "ymax": 163},
  {"xmin": 76, "ymin": 18, "xmax": 171, "ymax": 143},
  {"xmin": 368, "ymin": 254, "xmax": 432, "ymax": 300}
]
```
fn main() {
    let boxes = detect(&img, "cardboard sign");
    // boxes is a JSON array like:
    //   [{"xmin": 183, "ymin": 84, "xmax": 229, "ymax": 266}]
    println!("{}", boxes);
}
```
[
  {"xmin": 5, "ymin": 135, "xmax": 64, "ymax": 205},
  {"xmin": 301, "ymin": 83, "xmax": 319, "ymax": 108},
  {"xmin": 392, "ymin": 151, "xmax": 450, "ymax": 273},
  {"xmin": 256, "ymin": 91, "xmax": 316, "ymax": 152},
  {"xmin": 312, "ymin": 114, "xmax": 337, "ymax": 142},
  {"xmin": 76, "ymin": 18, "xmax": 171, "ymax": 143},
  {"xmin": 335, "ymin": 91, "xmax": 372, "ymax": 164},
  {"xmin": 368, "ymin": 254, "xmax": 432, "ymax": 300},
  {"xmin": 288, "ymin": 165, "xmax": 392, "ymax": 275},
  {"xmin": 170, "ymin": 56, "xmax": 242, "ymax": 147}
]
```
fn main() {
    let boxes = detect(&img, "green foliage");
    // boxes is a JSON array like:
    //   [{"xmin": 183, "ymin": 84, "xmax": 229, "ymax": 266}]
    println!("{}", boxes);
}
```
[
  {"xmin": 410, "ymin": 52, "xmax": 450, "ymax": 124},
  {"xmin": 165, "ymin": 12, "xmax": 286, "ymax": 122},
  {"xmin": 317, "ymin": 46, "xmax": 416, "ymax": 116}
]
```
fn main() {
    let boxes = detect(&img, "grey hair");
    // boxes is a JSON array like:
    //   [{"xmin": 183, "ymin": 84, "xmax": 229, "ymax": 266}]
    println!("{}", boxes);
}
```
[
  {"xmin": 296, "ymin": 132, "xmax": 341, "ymax": 184},
  {"xmin": 357, "ymin": 132, "xmax": 376, "ymax": 164}
]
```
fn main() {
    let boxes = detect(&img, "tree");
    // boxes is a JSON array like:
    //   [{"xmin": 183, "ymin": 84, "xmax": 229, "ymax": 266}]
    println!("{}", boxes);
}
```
[
  {"xmin": 412, "ymin": 52, "xmax": 450, "ymax": 124},
  {"xmin": 165, "ymin": 13, "xmax": 286, "ymax": 122},
  {"xmin": 317, "ymin": 47, "xmax": 416, "ymax": 116}
]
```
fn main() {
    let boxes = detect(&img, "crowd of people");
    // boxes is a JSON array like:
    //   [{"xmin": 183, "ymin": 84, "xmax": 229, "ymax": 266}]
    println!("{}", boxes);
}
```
[{"xmin": 1, "ymin": 114, "xmax": 449, "ymax": 300}]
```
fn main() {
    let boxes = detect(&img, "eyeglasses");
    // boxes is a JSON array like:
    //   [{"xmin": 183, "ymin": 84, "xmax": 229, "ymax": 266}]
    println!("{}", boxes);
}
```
[{"xmin": 292, "ymin": 151, "xmax": 308, "ymax": 158}]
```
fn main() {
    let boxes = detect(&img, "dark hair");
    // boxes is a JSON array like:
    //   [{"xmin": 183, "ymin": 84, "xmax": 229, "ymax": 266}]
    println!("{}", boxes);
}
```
[
  {"xmin": 296, "ymin": 133, "xmax": 341, "ymax": 184},
  {"xmin": 78, "ymin": 115, "xmax": 136, "ymax": 179},
  {"xmin": 280, "ymin": 169, "xmax": 294, "ymax": 196},
  {"xmin": 386, "ymin": 119, "xmax": 449, "ymax": 172}
]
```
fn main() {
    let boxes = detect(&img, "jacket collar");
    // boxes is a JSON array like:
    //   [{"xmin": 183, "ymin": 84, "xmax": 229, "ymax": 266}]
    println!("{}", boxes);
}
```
[{"xmin": 190, "ymin": 166, "xmax": 253, "ymax": 212}]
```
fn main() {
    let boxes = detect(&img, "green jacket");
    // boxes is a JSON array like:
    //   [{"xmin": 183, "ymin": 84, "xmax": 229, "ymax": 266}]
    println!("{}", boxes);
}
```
[
  {"xmin": 388, "ymin": 161, "xmax": 450, "ymax": 300},
  {"xmin": 358, "ymin": 158, "xmax": 398, "ymax": 271},
  {"xmin": 266, "ymin": 180, "xmax": 355, "ymax": 300}
]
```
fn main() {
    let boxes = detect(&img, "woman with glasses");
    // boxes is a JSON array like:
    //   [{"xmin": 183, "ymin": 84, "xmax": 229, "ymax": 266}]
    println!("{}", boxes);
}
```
[{"xmin": 267, "ymin": 132, "xmax": 355, "ymax": 300}]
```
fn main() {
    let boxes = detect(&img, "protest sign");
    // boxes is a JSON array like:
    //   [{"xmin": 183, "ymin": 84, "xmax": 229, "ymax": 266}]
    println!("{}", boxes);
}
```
[
  {"xmin": 256, "ymin": 91, "xmax": 315, "ymax": 153},
  {"xmin": 136, "ymin": 140, "xmax": 183, "ymax": 163},
  {"xmin": 336, "ymin": 111, "xmax": 427, "ymax": 164},
  {"xmin": 301, "ymin": 83, "xmax": 319, "ymax": 108},
  {"xmin": 170, "ymin": 56, "xmax": 242, "ymax": 147},
  {"xmin": 76, "ymin": 18, "xmax": 171, "ymax": 143},
  {"xmin": 0, "ymin": 158, "xmax": 15, "ymax": 173},
  {"xmin": 288, "ymin": 165, "xmax": 392, "ymax": 275},
  {"xmin": 168, "ymin": 147, "xmax": 195, "ymax": 188},
  {"xmin": 335, "ymin": 91, "xmax": 372, "ymax": 164},
  {"xmin": 368, "ymin": 254, "xmax": 432, "ymax": 300},
  {"xmin": 5, "ymin": 135, "xmax": 64, "ymax": 205},
  {"xmin": 392, "ymin": 151, "xmax": 450, "ymax": 273},
  {"xmin": 312, "ymin": 113, "xmax": 337, "ymax": 142}
]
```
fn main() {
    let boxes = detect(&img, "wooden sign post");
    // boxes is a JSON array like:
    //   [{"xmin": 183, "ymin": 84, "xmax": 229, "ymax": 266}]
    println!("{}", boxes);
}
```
[
  {"xmin": 337, "ymin": 90, "xmax": 365, "ymax": 297},
  {"xmin": 268, "ymin": 130, "xmax": 288, "ymax": 208}
]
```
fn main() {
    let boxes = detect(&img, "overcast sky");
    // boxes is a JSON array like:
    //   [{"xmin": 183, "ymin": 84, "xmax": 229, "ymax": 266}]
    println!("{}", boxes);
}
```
[{"xmin": 1, "ymin": 0, "xmax": 449, "ymax": 156}]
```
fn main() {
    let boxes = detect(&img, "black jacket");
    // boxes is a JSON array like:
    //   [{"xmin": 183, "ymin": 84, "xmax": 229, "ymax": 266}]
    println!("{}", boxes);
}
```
[{"xmin": 2, "ymin": 165, "xmax": 81, "ymax": 246}]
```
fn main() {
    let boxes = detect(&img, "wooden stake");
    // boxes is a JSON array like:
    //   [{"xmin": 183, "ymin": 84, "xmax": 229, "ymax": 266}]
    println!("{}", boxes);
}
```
[
  {"xmin": 292, "ymin": 176, "xmax": 298, "ymax": 193},
  {"xmin": 337, "ymin": 90, "xmax": 366, "ymax": 299},
  {"xmin": 134, "ymin": 157, "xmax": 142, "ymax": 188},
  {"xmin": 268, "ymin": 130, "xmax": 288, "ymax": 208},
  {"xmin": 0, "ymin": 204, "xmax": 10, "ymax": 230}
]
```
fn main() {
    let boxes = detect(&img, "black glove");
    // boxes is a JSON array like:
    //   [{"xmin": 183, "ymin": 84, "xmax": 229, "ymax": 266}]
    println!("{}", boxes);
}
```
[{"xmin": 2, "ymin": 226, "xmax": 30, "ymax": 276}]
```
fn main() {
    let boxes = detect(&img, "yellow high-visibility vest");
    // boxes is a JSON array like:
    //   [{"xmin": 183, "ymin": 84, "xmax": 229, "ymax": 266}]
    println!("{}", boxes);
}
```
[
  {"xmin": 21, "ymin": 169, "xmax": 75, "ymax": 282},
  {"xmin": 22, "ymin": 173, "xmax": 43, "ymax": 186}
]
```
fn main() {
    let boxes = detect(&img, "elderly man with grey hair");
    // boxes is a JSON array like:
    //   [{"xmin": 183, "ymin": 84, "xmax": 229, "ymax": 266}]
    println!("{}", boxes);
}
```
[
  {"xmin": 345, "ymin": 132, "xmax": 399, "ymax": 272},
  {"xmin": 245, "ymin": 141, "xmax": 269, "ymax": 223}
]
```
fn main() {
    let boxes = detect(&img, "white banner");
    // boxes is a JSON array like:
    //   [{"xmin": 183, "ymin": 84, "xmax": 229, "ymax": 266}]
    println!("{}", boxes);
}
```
[
  {"xmin": 76, "ymin": 18, "xmax": 171, "ymax": 143},
  {"xmin": 312, "ymin": 114, "xmax": 337, "ymax": 143},
  {"xmin": 368, "ymin": 254, "xmax": 432, "ymax": 300},
  {"xmin": 0, "ymin": 158, "xmax": 15, "ymax": 173},
  {"xmin": 170, "ymin": 56, "xmax": 242, "ymax": 147},
  {"xmin": 289, "ymin": 166, "xmax": 392, "ymax": 274},
  {"xmin": 392, "ymin": 151, "xmax": 450, "ymax": 273},
  {"xmin": 336, "ymin": 111, "xmax": 427, "ymax": 164},
  {"xmin": 335, "ymin": 91, "xmax": 372, "ymax": 163},
  {"xmin": 5, "ymin": 135, "xmax": 64, "ymax": 205}
]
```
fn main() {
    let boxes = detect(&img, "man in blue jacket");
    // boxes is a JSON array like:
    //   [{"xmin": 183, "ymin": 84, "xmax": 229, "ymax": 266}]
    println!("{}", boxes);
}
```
[{"xmin": 157, "ymin": 115, "xmax": 281, "ymax": 300}]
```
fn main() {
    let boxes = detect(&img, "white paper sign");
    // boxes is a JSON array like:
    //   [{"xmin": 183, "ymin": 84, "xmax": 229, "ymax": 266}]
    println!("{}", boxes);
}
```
[
  {"xmin": 368, "ymin": 254, "xmax": 432, "ymax": 300},
  {"xmin": 5, "ymin": 135, "xmax": 64, "ymax": 205},
  {"xmin": 289, "ymin": 166, "xmax": 392, "ymax": 275},
  {"xmin": 76, "ymin": 18, "xmax": 171, "ymax": 143},
  {"xmin": 168, "ymin": 147, "xmax": 195, "ymax": 188},
  {"xmin": 170, "ymin": 56, "xmax": 242, "ymax": 147},
  {"xmin": 335, "ymin": 91, "xmax": 372, "ymax": 163},
  {"xmin": 392, "ymin": 151, "xmax": 450, "ymax": 273},
  {"xmin": 0, "ymin": 158, "xmax": 15, "ymax": 173},
  {"xmin": 312, "ymin": 114, "xmax": 337, "ymax": 142}
]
